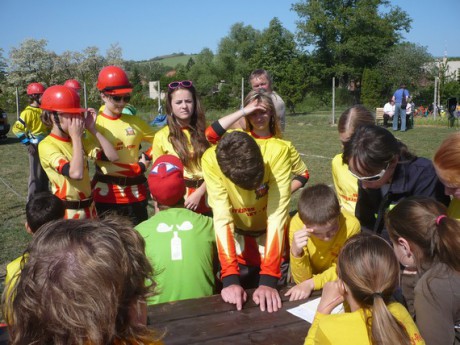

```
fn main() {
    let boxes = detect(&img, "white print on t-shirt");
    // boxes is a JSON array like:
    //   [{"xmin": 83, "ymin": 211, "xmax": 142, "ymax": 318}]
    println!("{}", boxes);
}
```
[{"xmin": 171, "ymin": 231, "xmax": 182, "ymax": 261}]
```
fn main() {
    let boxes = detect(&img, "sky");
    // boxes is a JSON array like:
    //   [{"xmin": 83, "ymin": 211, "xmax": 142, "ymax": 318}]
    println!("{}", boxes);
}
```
[{"xmin": 1, "ymin": 0, "xmax": 459, "ymax": 62}]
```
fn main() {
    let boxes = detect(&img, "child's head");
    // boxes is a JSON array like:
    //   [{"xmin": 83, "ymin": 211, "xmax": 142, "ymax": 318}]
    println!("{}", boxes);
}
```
[
  {"xmin": 148, "ymin": 155, "xmax": 186, "ymax": 210},
  {"xmin": 164, "ymin": 80, "xmax": 209, "ymax": 169},
  {"xmin": 337, "ymin": 105, "xmax": 374, "ymax": 144},
  {"xmin": 297, "ymin": 184, "xmax": 340, "ymax": 241},
  {"xmin": 25, "ymin": 192, "xmax": 65, "ymax": 233},
  {"xmin": 338, "ymin": 234, "xmax": 410, "ymax": 345},
  {"xmin": 385, "ymin": 196, "xmax": 460, "ymax": 272},
  {"xmin": 40, "ymin": 85, "xmax": 86, "ymax": 132},
  {"xmin": 6, "ymin": 216, "xmax": 156, "ymax": 345},
  {"xmin": 433, "ymin": 132, "xmax": 460, "ymax": 199},
  {"xmin": 26, "ymin": 82, "xmax": 45, "ymax": 105},
  {"xmin": 97, "ymin": 66, "xmax": 133, "ymax": 116},
  {"xmin": 243, "ymin": 90, "xmax": 281, "ymax": 138},
  {"xmin": 216, "ymin": 131, "xmax": 264, "ymax": 190}
]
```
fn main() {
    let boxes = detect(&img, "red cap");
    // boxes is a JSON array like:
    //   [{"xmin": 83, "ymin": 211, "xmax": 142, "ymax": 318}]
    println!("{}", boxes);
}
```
[{"xmin": 148, "ymin": 155, "xmax": 185, "ymax": 207}]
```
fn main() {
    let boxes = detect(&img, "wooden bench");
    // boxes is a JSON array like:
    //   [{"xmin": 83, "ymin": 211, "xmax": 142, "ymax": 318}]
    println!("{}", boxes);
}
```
[{"xmin": 375, "ymin": 107, "xmax": 385, "ymax": 125}]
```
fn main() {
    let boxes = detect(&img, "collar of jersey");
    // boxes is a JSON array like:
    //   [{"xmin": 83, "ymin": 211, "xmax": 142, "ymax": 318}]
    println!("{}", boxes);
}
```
[
  {"xmin": 250, "ymin": 131, "xmax": 273, "ymax": 139},
  {"xmin": 101, "ymin": 112, "xmax": 122, "ymax": 120},
  {"xmin": 50, "ymin": 133, "xmax": 71, "ymax": 142}
]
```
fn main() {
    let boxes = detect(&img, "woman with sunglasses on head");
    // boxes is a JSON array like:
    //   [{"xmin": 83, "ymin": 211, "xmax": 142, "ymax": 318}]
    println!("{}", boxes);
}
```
[
  {"xmin": 151, "ymin": 80, "xmax": 211, "ymax": 214},
  {"xmin": 205, "ymin": 89, "xmax": 309, "ymax": 194},
  {"xmin": 39, "ymin": 85, "xmax": 118, "ymax": 219},
  {"xmin": 93, "ymin": 66, "xmax": 156, "ymax": 225}
]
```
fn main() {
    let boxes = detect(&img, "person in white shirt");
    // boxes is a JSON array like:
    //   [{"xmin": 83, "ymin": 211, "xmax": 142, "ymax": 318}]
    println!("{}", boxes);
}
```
[{"xmin": 383, "ymin": 98, "xmax": 395, "ymax": 127}]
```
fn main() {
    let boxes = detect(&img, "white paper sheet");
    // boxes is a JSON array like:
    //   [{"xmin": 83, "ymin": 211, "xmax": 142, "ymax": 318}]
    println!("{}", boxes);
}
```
[{"xmin": 287, "ymin": 297, "xmax": 344, "ymax": 323}]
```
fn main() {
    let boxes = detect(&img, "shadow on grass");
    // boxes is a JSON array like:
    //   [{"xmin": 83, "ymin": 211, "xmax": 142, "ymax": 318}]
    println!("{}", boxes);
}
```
[{"xmin": 0, "ymin": 137, "xmax": 20, "ymax": 146}]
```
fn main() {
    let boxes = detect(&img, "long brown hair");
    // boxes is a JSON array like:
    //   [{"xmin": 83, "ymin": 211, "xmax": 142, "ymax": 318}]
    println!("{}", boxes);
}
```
[
  {"xmin": 165, "ymin": 83, "xmax": 209, "ymax": 170},
  {"xmin": 338, "ymin": 234, "xmax": 411, "ymax": 345},
  {"xmin": 4, "ymin": 216, "xmax": 158, "ymax": 345}
]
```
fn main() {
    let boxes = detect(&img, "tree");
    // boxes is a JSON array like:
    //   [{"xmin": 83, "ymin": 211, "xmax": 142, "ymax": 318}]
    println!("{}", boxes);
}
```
[
  {"xmin": 215, "ymin": 23, "xmax": 261, "ymax": 89},
  {"xmin": 8, "ymin": 39, "xmax": 57, "ymax": 88},
  {"xmin": 377, "ymin": 42, "xmax": 433, "ymax": 97},
  {"xmin": 361, "ymin": 67, "xmax": 386, "ymax": 108},
  {"xmin": 250, "ymin": 17, "xmax": 307, "ymax": 113},
  {"xmin": 292, "ymin": 0, "xmax": 412, "ymax": 89},
  {"xmin": 106, "ymin": 43, "xmax": 123, "ymax": 66}
]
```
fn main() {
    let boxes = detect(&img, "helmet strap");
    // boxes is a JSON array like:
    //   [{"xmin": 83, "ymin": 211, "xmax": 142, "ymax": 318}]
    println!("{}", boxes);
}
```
[{"xmin": 53, "ymin": 112, "xmax": 65, "ymax": 135}]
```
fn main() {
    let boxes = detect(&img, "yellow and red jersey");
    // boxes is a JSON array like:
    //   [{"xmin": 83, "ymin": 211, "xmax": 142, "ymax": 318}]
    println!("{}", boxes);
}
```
[
  {"xmin": 12, "ymin": 105, "xmax": 49, "ymax": 144},
  {"xmin": 92, "ymin": 113, "xmax": 156, "ymax": 204},
  {"xmin": 202, "ymin": 137, "xmax": 291, "ymax": 287},
  {"xmin": 332, "ymin": 153, "xmax": 358, "ymax": 216},
  {"xmin": 206, "ymin": 125, "xmax": 309, "ymax": 185},
  {"xmin": 38, "ymin": 133, "xmax": 100, "ymax": 219},
  {"xmin": 152, "ymin": 126, "xmax": 209, "ymax": 213}
]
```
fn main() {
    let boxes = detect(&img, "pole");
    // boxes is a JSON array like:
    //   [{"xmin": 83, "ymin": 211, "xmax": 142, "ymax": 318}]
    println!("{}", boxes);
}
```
[
  {"xmin": 241, "ymin": 77, "xmax": 244, "ymax": 107},
  {"xmin": 83, "ymin": 82, "xmax": 88, "ymax": 109},
  {"xmin": 15, "ymin": 87, "xmax": 20, "ymax": 120},
  {"xmin": 433, "ymin": 77, "xmax": 438, "ymax": 119},
  {"xmin": 158, "ymin": 81, "xmax": 161, "ymax": 114},
  {"xmin": 332, "ymin": 77, "xmax": 336, "ymax": 125}
]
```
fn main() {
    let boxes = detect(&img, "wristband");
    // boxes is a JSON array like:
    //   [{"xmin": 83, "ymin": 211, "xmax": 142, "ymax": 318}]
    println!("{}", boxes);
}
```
[{"xmin": 241, "ymin": 107, "xmax": 247, "ymax": 116}]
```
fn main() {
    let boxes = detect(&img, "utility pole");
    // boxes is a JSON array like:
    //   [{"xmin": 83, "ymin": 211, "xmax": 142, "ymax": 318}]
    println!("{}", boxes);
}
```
[
  {"xmin": 433, "ymin": 77, "xmax": 439, "ymax": 119},
  {"xmin": 332, "ymin": 77, "xmax": 336, "ymax": 125}
]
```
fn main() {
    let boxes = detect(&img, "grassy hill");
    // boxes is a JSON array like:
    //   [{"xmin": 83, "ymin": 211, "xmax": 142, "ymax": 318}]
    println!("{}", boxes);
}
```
[{"xmin": 157, "ymin": 54, "xmax": 196, "ymax": 68}]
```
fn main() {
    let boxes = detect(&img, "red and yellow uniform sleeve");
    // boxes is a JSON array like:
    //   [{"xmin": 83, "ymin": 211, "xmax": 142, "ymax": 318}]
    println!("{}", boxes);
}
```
[
  {"xmin": 290, "ymin": 211, "xmax": 360, "ymax": 288},
  {"xmin": 284, "ymin": 139, "xmax": 309, "ymax": 185},
  {"xmin": 203, "ymin": 138, "xmax": 291, "ymax": 288},
  {"xmin": 205, "ymin": 121, "xmax": 227, "ymax": 144}
]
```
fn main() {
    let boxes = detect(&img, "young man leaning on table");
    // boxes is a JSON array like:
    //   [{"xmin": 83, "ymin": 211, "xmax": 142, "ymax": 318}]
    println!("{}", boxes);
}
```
[{"xmin": 202, "ymin": 131, "xmax": 291, "ymax": 313}]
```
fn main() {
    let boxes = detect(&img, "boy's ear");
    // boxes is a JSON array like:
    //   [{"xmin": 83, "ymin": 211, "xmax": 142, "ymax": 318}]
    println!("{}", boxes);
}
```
[{"xmin": 25, "ymin": 222, "xmax": 33, "ymax": 235}]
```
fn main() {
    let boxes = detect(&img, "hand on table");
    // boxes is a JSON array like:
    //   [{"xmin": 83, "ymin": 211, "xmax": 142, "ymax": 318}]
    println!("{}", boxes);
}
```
[
  {"xmin": 221, "ymin": 284, "xmax": 247, "ymax": 311},
  {"xmin": 252, "ymin": 285, "xmax": 282, "ymax": 313},
  {"xmin": 284, "ymin": 279, "xmax": 314, "ymax": 301}
]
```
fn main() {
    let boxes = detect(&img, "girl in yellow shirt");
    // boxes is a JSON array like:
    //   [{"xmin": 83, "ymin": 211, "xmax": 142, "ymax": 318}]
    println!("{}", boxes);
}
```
[
  {"xmin": 152, "ymin": 80, "xmax": 210, "ymax": 214},
  {"xmin": 305, "ymin": 234, "xmax": 424, "ymax": 345}
]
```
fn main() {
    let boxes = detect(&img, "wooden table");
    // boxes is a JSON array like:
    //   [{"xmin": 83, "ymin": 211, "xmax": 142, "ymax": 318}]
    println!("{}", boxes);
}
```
[{"xmin": 148, "ymin": 288, "xmax": 317, "ymax": 345}]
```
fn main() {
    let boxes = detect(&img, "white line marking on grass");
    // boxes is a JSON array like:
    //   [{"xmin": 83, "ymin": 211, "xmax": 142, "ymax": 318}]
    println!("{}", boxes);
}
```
[
  {"xmin": 0, "ymin": 176, "xmax": 27, "ymax": 201},
  {"xmin": 299, "ymin": 153, "xmax": 332, "ymax": 160}
]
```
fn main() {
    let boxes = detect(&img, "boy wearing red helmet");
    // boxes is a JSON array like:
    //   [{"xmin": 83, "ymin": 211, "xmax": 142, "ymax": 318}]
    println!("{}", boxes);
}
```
[
  {"xmin": 38, "ymin": 85, "xmax": 118, "ymax": 219},
  {"xmin": 12, "ymin": 82, "xmax": 49, "ymax": 201},
  {"xmin": 92, "ymin": 66, "xmax": 156, "ymax": 225}
]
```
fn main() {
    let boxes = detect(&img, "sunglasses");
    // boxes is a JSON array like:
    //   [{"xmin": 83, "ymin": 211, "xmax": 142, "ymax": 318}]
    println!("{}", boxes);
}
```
[
  {"xmin": 349, "ymin": 163, "xmax": 390, "ymax": 182},
  {"xmin": 108, "ymin": 94, "xmax": 131, "ymax": 103},
  {"xmin": 168, "ymin": 80, "xmax": 193, "ymax": 90}
]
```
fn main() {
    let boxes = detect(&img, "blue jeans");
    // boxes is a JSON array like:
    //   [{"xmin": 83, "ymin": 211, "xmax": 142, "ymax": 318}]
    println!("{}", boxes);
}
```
[{"xmin": 393, "ymin": 103, "xmax": 407, "ymax": 131}]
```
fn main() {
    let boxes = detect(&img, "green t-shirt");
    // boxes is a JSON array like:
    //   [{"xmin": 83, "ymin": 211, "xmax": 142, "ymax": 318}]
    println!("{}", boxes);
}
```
[{"xmin": 136, "ymin": 208, "xmax": 216, "ymax": 304}]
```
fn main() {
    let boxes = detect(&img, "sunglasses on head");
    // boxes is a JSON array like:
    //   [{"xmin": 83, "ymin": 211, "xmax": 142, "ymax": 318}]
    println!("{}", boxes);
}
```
[
  {"xmin": 349, "ymin": 162, "xmax": 390, "ymax": 182},
  {"xmin": 168, "ymin": 80, "xmax": 193, "ymax": 90}
]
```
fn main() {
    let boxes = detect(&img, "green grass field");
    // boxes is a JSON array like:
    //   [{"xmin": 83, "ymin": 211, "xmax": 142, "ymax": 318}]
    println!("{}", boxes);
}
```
[
  {"xmin": 157, "ymin": 54, "xmax": 196, "ymax": 68},
  {"xmin": 0, "ymin": 111, "xmax": 457, "ymax": 284}
]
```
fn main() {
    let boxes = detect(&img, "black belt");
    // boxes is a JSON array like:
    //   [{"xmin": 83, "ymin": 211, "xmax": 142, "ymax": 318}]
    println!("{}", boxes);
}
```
[
  {"xmin": 235, "ymin": 228, "xmax": 266, "ymax": 238},
  {"xmin": 184, "ymin": 178, "xmax": 204, "ymax": 189},
  {"xmin": 94, "ymin": 173, "xmax": 146, "ymax": 186},
  {"xmin": 64, "ymin": 197, "xmax": 94, "ymax": 210}
]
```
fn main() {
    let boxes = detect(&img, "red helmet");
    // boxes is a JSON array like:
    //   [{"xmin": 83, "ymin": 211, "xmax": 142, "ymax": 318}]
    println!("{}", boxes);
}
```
[
  {"xmin": 64, "ymin": 79, "xmax": 81, "ymax": 91},
  {"xmin": 40, "ymin": 85, "xmax": 86, "ymax": 114},
  {"xmin": 27, "ymin": 82, "xmax": 45, "ymax": 95},
  {"xmin": 96, "ymin": 66, "xmax": 132, "ymax": 95}
]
